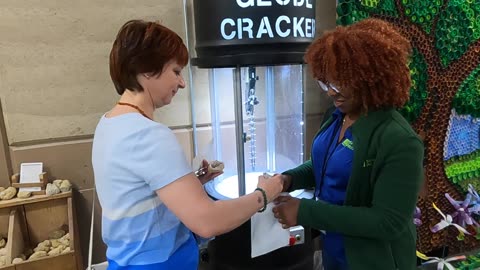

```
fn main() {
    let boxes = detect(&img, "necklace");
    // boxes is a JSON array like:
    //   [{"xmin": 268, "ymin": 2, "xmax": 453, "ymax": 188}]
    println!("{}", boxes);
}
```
[{"xmin": 117, "ymin": 102, "xmax": 151, "ymax": 120}]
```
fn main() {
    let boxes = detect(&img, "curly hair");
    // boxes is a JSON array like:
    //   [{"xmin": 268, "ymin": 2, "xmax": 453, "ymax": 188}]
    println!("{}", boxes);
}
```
[{"xmin": 304, "ymin": 18, "xmax": 412, "ymax": 111}]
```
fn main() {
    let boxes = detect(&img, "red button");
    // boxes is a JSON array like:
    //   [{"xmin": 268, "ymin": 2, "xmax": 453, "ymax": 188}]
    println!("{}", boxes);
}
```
[{"xmin": 289, "ymin": 236, "xmax": 296, "ymax": 246}]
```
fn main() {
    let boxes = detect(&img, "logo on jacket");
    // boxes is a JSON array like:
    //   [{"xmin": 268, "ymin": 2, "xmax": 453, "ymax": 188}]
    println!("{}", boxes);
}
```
[
  {"xmin": 342, "ymin": 139, "xmax": 354, "ymax": 150},
  {"xmin": 362, "ymin": 159, "xmax": 375, "ymax": 167}
]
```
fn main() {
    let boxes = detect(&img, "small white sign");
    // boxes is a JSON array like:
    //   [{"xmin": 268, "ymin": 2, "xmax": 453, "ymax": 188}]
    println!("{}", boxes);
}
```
[{"xmin": 19, "ymin": 162, "xmax": 43, "ymax": 192}]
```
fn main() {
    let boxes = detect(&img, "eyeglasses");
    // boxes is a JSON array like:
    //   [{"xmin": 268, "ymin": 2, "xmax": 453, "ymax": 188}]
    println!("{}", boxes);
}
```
[{"xmin": 317, "ymin": 80, "xmax": 341, "ymax": 94}]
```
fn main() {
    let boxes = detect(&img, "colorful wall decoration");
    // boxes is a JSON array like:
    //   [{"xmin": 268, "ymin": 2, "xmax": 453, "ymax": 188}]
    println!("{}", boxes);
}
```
[{"xmin": 336, "ymin": 0, "xmax": 480, "ymax": 256}]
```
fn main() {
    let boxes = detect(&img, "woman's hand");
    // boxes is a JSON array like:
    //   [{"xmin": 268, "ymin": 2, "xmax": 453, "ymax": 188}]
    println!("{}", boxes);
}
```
[
  {"xmin": 257, "ymin": 174, "xmax": 283, "ymax": 203},
  {"xmin": 273, "ymin": 173, "xmax": 292, "ymax": 192},
  {"xmin": 272, "ymin": 195, "xmax": 301, "ymax": 229},
  {"xmin": 197, "ymin": 159, "xmax": 223, "ymax": 185}
]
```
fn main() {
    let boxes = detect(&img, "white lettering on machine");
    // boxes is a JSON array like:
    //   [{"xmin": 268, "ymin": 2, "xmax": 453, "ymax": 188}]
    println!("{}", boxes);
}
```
[
  {"xmin": 221, "ymin": 17, "xmax": 316, "ymax": 40},
  {"xmin": 236, "ymin": 0, "xmax": 313, "ymax": 8}
]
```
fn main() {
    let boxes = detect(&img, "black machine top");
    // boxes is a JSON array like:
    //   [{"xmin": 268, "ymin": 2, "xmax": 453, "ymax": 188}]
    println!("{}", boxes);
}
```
[{"xmin": 191, "ymin": 0, "xmax": 316, "ymax": 68}]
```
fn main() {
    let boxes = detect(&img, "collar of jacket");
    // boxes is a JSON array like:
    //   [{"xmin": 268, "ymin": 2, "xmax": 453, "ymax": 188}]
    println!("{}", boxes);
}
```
[{"xmin": 320, "ymin": 107, "xmax": 395, "ymax": 142}]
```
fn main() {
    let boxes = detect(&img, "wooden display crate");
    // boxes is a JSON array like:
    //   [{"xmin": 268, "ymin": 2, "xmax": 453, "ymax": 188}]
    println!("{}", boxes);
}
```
[
  {"xmin": 0, "ymin": 208, "xmax": 14, "ymax": 270},
  {"xmin": 0, "ymin": 192, "xmax": 82, "ymax": 270},
  {"xmin": 10, "ymin": 173, "xmax": 48, "ymax": 196}
]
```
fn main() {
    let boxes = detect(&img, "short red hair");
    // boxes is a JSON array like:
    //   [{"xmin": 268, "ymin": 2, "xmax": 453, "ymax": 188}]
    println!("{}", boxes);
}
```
[
  {"xmin": 305, "ymin": 18, "xmax": 412, "ymax": 111},
  {"xmin": 109, "ymin": 20, "xmax": 188, "ymax": 95}
]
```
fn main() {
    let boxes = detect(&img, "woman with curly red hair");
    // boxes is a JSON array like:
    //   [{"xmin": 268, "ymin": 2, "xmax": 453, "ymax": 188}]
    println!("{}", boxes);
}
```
[{"xmin": 271, "ymin": 18, "xmax": 424, "ymax": 270}]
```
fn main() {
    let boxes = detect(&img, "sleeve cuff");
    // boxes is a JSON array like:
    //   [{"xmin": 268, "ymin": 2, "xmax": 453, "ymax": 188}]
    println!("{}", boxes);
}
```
[
  {"xmin": 281, "ymin": 172, "xmax": 294, "ymax": 192},
  {"xmin": 297, "ymin": 198, "xmax": 317, "ymax": 227}
]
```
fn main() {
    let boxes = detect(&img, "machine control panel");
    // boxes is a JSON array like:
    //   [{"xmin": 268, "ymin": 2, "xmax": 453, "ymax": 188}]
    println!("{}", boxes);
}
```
[{"xmin": 288, "ymin": 225, "xmax": 304, "ymax": 246}]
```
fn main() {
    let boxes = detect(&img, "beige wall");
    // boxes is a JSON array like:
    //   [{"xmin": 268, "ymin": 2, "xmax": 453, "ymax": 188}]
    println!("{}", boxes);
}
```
[
  {"xmin": 0, "ymin": 0, "xmax": 337, "ymax": 266},
  {"xmin": 0, "ymin": 0, "xmax": 335, "ymax": 144},
  {"xmin": 0, "ymin": 101, "xmax": 12, "ymax": 182},
  {"xmin": 0, "ymin": 0, "xmax": 189, "ymax": 144}
]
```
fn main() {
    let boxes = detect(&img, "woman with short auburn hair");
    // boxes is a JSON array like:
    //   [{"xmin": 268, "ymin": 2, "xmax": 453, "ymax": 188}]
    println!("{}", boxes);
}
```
[{"xmin": 93, "ymin": 20, "xmax": 283, "ymax": 270}]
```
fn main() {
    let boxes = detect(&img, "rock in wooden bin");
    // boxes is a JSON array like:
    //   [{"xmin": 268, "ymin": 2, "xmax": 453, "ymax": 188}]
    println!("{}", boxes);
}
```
[
  {"xmin": 48, "ymin": 245, "xmax": 65, "ymax": 256},
  {"xmin": 0, "ymin": 239, "xmax": 7, "ymax": 264},
  {"xmin": 46, "ymin": 183, "xmax": 61, "ymax": 196},
  {"xmin": 53, "ymin": 179, "xmax": 63, "ymax": 188},
  {"xmin": 17, "ymin": 191, "xmax": 32, "ymax": 199},
  {"xmin": 0, "ymin": 187, "xmax": 17, "ymax": 200},
  {"xmin": 59, "ymin": 180, "xmax": 72, "ymax": 193},
  {"xmin": 28, "ymin": 228, "xmax": 72, "ymax": 261},
  {"xmin": 33, "ymin": 243, "xmax": 49, "ymax": 253},
  {"xmin": 12, "ymin": 257, "xmax": 24, "ymax": 264},
  {"xmin": 50, "ymin": 179, "xmax": 72, "ymax": 194},
  {"xmin": 29, "ymin": 251, "xmax": 47, "ymax": 260}
]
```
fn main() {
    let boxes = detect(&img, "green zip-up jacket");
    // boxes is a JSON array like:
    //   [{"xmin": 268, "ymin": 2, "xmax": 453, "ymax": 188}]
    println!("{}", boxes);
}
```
[{"xmin": 283, "ymin": 108, "xmax": 424, "ymax": 270}]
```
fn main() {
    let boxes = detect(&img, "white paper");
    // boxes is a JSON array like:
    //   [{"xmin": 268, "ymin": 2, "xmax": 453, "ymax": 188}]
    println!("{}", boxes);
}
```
[
  {"xmin": 251, "ymin": 203, "xmax": 290, "ymax": 258},
  {"xmin": 19, "ymin": 162, "xmax": 43, "ymax": 192},
  {"xmin": 290, "ymin": 189, "xmax": 314, "ymax": 200}
]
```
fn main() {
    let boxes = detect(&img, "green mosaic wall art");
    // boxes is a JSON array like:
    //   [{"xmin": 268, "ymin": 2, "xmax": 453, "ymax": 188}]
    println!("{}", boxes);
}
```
[{"xmin": 336, "ymin": 0, "xmax": 480, "ymax": 255}]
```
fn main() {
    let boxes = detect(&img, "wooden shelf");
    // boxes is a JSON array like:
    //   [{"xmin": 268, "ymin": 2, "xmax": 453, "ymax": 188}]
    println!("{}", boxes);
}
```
[
  {"xmin": 0, "ymin": 192, "xmax": 71, "ymax": 209},
  {"xmin": 14, "ymin": 251, "xmax": 76, "ymax": 270},
  {"xmin": 1, "ymin": 192, "xmax": 81, "ymax": 269}
]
